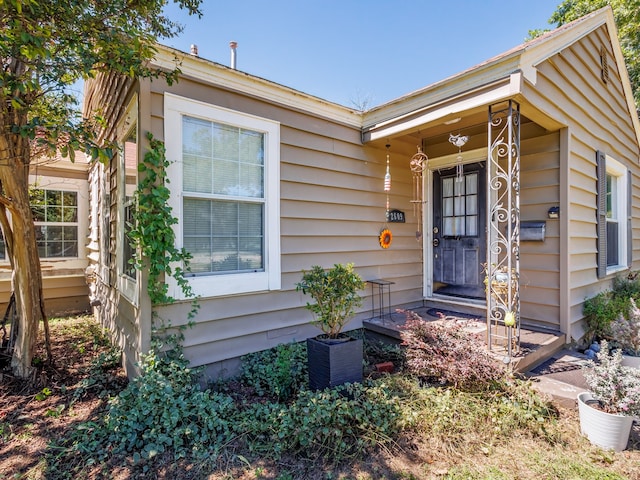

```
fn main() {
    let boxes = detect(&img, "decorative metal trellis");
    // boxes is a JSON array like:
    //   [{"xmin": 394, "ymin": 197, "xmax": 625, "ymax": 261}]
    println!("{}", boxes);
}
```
[
  {"xmin": 486, "ymin": 100, "xmax": 521, "ymax": 362},
  {"xmin": 409, "ymin": 146, "xmax": 429, "ymax": 241}
]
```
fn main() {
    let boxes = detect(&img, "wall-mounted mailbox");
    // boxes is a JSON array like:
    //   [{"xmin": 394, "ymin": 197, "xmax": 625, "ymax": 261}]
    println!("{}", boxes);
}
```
[{"xmin": 521, "ymin": 221, "xmax": 546, "ymax": 241}]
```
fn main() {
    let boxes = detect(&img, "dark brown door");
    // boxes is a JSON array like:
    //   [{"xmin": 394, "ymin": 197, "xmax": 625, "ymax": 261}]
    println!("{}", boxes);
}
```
[{"xmin": 433, "ymin": 163, "xmax": 486, "ymax": 299}]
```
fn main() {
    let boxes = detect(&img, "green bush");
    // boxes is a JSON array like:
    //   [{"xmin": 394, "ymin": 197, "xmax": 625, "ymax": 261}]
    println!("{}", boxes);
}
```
[
  {"xmin": 273, "ymin": 380, "xmax": 406, "ymax": 462},
  {"xmin": 583, "ymin": 271, "xmax": 640, "ymax": 342},
  {"xmin": 101, "ymin": 349, "xmax": 235, "ymax": 461},
  {"xmin": 239, "ymin": 341, "xmax": 308, "ymax": 401}
]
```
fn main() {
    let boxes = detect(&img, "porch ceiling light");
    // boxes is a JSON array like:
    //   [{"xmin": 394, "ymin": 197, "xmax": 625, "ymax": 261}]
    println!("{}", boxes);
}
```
[{"xmin": 444, "ymin": 117, "xmax": 461, "ymax": 125}]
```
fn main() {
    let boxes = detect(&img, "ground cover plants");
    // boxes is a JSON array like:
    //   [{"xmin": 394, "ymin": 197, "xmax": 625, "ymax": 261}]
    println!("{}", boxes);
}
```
[{"xmin": 1, "ymin": 314, "xmax": 639, "ymax": 479}]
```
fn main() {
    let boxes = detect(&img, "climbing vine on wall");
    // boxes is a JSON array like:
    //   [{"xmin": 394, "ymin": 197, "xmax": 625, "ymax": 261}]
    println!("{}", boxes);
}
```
[{"xmin": 128, "ymin": 132, "xmax": 198, "ymax": 317}]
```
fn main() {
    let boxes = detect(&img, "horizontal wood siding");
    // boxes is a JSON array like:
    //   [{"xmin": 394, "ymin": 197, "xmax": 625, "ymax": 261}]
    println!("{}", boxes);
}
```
[
  {"xmin": 519, "ymin": 132, "xmax": 561, "ymax": 329},
  {"xmin": 148, "ymin": 76, "xmax": 422, "ymax": 371},
  {"xmin": 84, "ymin": 74, "xmax": 143, "ymax": 376},
  {"xmin": 526, "ymin": 25, "xmax": 640, "ymax": 341},
  {"xmin": 0, "ymin": 275, "xmax": 89, "ymax": 316}
]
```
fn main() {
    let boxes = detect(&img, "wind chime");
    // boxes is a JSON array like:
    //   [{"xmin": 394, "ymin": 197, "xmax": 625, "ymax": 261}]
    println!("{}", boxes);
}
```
[
  {"xmin": 379, "ymin": 144, "xmax": 393, "ymax": 248},
  {"xmin": 449, "ymin": 133, "xmax": 469, "ymax": 183},
  {"xmin": 409, "ymin": 146, "xmax": 429, "ymax": 241},
  {"xmin": 447, "ymin": 133, "xmax": 468, "ymax": 236}
]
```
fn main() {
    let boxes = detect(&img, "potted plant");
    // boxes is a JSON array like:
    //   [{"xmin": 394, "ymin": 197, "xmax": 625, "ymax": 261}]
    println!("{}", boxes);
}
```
[
  {"xmin": 577, "ymin": 340, "xmax": 640, "ymax": 451},
  {"xmin": 609, "ymin": 298, "xmax": 640, "ymax": 368},
  {"xmin": 296, "ymin": 263, "xmax": 366, "ymax": 390}
]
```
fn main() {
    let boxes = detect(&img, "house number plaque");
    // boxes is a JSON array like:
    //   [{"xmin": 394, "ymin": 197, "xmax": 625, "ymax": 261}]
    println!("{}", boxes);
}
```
[{"xmin": 386, "ymin": 209, "xmax": 405, "ymax": 223}]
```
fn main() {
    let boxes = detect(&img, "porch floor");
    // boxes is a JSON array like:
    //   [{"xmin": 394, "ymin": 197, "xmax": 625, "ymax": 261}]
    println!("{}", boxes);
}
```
[{"xmin": 362, "ymin": 303, "xmax": 566, "ymax": 373}]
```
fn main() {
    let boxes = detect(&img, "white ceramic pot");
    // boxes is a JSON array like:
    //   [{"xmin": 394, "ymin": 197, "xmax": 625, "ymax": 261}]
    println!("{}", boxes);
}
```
[
  {"xmin": 621, "ymin": 354, "xmax": 640, "ymax": 369},
  {"xmin": 577, "ymin": 392, "xmax": 634, "ymax": 451}
]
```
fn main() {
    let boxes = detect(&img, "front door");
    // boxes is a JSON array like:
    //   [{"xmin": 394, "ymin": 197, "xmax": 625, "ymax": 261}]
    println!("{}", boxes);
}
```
[{"xmin": 432, "ymin": 162, "xmax": 486, "ymax": 299}]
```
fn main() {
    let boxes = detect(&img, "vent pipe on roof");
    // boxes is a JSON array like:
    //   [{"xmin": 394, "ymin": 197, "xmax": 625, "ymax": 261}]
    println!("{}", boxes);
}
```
[
  {"xmin": 229, "ymin": 41, "xmax": 237, "ymax": 69},
  {"xmin": 190, "ymin": 44, "xmax": 198, "ymax": 56}
]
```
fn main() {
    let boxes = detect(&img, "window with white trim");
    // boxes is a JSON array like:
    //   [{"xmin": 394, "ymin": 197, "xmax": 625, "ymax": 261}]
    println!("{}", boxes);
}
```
[
  {"xmin": 597, "ymin": 151, "xmax": 629, "ymax": 276},
  {"xmin": 164, "ymin": 93, "xmax": 281, "ymax": 298},
  {"xmin": 31, "ymin": 188, "xmax": 79, "ymax": 258},
  {"xmin": 116, "ymin": 96, "xmax": 139, "ymax": 304}
]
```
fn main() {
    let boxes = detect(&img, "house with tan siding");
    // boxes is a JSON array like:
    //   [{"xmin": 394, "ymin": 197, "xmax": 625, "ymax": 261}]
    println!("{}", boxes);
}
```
[
  {"xmin": 83, "ymin": 6, "xmax": 640, "ymax": 378},
  {"xmin": 0, "ymin": 153, "xmax": 91, "ymax": 317}
]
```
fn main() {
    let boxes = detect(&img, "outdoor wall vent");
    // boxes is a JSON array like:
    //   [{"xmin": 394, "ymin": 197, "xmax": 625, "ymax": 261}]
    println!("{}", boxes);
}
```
[{"xmin": 600, "ymin": 45, "xmax": 609, "ymax": 84}]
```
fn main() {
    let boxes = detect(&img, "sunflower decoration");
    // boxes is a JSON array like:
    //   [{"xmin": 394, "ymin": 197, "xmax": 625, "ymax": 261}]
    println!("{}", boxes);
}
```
[{"xmin": 379, "ymin": 228, "xmax": 393, "ymax": 249}]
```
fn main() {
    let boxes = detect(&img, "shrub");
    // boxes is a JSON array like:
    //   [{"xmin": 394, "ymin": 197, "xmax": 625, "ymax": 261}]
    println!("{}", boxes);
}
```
[
  {"xmin": 273, "ymin": 380, "xmax": 407, "ymax": 461},
  {"xmin": 239, "ymin": 341, "xmax": 308, "ymax": 401},
  {"xmin": 583, "ymin": 340, "xmax": 640, "ymax": 417},
  {"xmin": 102, "ymin": 349, "xmax": 235, "ymax": 461},
  {"xmin": 583, "ymin": 271, "xmax": 640, "ymax": 342},
  {"xmin": 400, "ymin": 312, "xmax": 507, "ymax": 391},
  {"xmin": 609, "ymin": 298, "xmax": 640, "ymax": 356},
  {"xmin": 295, "ymin": 263, "xmax": 366, "ymax": 339}
]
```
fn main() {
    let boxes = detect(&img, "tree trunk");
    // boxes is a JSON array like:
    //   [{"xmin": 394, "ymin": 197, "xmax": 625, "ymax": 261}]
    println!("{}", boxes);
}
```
[{"xmin": 0, "ymin": 114, "xmax": 45, "ymax": 378}]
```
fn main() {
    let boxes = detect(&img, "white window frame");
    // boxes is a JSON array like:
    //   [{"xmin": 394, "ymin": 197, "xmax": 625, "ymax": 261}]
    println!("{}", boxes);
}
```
[
  {"xmin": 116, "ymin": 95, "xmax": 139, "ymax": 305},
  {"xmin": 605, "ymin": 155, "xmax": 627, "ymax": 273},
  {"xmin": 164, "ymin": 93, "xmax": 281, "ymax": 299}
]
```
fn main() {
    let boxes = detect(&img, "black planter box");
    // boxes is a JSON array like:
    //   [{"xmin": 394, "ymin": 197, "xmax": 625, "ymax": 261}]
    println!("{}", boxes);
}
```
[{"xmin": 307, "ymin": 336, "xmax": 363, "ymax": 390}]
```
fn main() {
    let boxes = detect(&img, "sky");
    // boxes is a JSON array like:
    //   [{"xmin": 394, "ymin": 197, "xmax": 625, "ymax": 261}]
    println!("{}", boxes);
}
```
[{"xmin": 160, "ymin": 0, "xmax": 563, "ymax": 108}]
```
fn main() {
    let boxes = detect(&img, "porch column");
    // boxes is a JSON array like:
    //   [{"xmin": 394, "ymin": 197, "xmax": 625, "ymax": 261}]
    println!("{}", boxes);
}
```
[{"xmin": 486, "ymin": 100, "xmax": 520, "ymax": 360}]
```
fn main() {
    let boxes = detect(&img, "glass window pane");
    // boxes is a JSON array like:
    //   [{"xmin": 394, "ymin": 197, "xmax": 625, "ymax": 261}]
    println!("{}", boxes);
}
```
[
  {"xmin": 184, "ymin": 199, "xmax": 212, "ymax": 236},
  {"xmin": 239, "ymin": 204, "xmax": 263, "ymax": 236},
  {"xmin": 239, "ymin": 130, "xmax": 264, "ymax": 165},
  {"xmin": 184, "ymin": 237, "xmax": 212, "ymax": 273},
  {"xmin": 63, "ymin": 242, "xmax": 78, "ymax": 257},
  {"xmin": 63, "ymin": 191, "xmax": 78, "ymax": 207},
  {"xmin": 48, "ymin": 241, "xmax": 63, "ymax": 257},
  {"xmin": 212, "ymin": 201, "xmax": 238, "ymax": 235},
  {"xmin": 47, "ymin": 205, "xmax": 63, "ymax": 222},
  {"xmin": 48, "ymin": 190, "xmax": 62, "ymax": 206},
  {"xmin": 32, "ymin": 206, "xmax": 45, "ymax": 222},
  {"xmin": 183, "ymin": 116, "xmax": 212, "ymax": 157},
  {"xmin": 454, "ymin": 177, "xmax": 464, "ymax": 196},
  {"xmin": 466, "ymin": 173, "xmax": 477, "ymax": 194},
  {"xmin": 442, "ymin": 178, "xmax": 453, "ymax": 197},
  {"xmin": 62, "ymin": 206, "xmax": 78, "ymax": 222},
  {"xmin": 212, "ymin": 237, "xmax": 238, "ymax": 272},
  {"xmin": 213, "ymin": 159, "xmax": 239, "ymax": 195},
  {"xmin": 213, "ymin": 123, "xmax": 239, "ymax": 161},
  {"xmin": 63, "ymin": 226, "xmax": 77, "ymax": 241},
  {"xmin": 466, "ymin": 194, "xmax": 477, "ymax": 215},
  {"xmin": 606, "ymin": 174, "xmax": 617, "ymax": 219},
  {"xmin": 443, "ymin": 198, "xmax": 453, "ymax": 217},
  {"xmin": 454, "ymin": 196, "xmax": 464, "ymax": 215},
  {"xmin": 239, "ymin": 164, "xmax": 264, "ymax": 198},
  {"xmin": 183, "ymin": 155, "xmax": 212, "ymax": 193},
  {"xmin": 454, "ymin": 216, "xmax": 465, "ymax": 236},
  {"xmin": 239, "ymin": 237, "xmax": 263, "ymax": 269},
  {"xmin": 443, "ymin": 218, "xmax": 454, "ymax": 236},
  {"xmin": 466, "ymin": 216, "xmax": 478, "ymax": 236}
]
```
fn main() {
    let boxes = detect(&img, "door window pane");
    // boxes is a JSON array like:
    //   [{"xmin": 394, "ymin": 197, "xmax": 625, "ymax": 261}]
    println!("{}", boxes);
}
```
[{"xmin": 441, "ymin": 171, "xmax": 478, "ymax": 237}]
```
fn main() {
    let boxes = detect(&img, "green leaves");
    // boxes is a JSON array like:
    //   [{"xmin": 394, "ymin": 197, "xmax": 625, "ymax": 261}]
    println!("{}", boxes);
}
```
[
  {"xmin": 295, "ymin": 263, "xmax": 366, "ymax": 338},
  {"xmin": 128, "ymin": 132, "xmax": 197, "ymax": 314}
]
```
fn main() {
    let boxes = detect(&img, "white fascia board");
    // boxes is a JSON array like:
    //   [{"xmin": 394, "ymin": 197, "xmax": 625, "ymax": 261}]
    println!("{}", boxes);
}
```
[
  {"xmin": 363, "ymin": 73, "xmax": 522, "ymax": 143},
  {"xmin": 153, "ymin": 46, "xmax": 362, "ymax": 128}
]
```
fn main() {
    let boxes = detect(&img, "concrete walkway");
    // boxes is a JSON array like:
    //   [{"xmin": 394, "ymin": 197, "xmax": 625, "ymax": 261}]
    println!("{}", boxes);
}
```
[{"xmin": 525, "ymin": 348, "xmax": 590, "ymax": 409}]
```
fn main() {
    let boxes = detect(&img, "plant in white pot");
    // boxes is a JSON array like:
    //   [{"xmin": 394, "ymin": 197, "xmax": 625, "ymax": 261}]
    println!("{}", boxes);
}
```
[
  {"xmin": 578, "ymin": 340, "xmax": 640, "ymax": 451},
  {"xmin": 296, "ymin": 263, "xmax": 366, "ymax": 390},
  {"xmin": 609, "ymin": 298, "xmax": 640, "ymax": 368}
]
